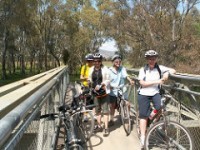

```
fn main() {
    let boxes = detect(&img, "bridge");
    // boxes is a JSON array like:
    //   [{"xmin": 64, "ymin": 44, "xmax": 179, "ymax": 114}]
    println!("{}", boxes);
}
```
[{"xmin": 0, "ymin": 66, "xmax": 200, "ymax": 150}]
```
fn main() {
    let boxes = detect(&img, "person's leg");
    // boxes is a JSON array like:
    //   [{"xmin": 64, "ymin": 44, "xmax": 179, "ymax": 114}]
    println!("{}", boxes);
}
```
[
  {"xmin": 140, "ymin": 118, "xmax": 147, "ymax": 145},
  {"xmin": 109, "ymin": 95, "xmax": 117, "ymax": 125},
  {"xmin": 152, "ymin": 93, "xmax": 161, "ymax": 110},
  {"xmin": 94, "ymin": 97, "xmax": 103, "ymax": 131},
  {"xmin": 101, "ymin": 95, "xmax": 110, "ymax": 136},
  {"xmin": 103, "ymin": 113, "xmax": 109, "ymax": 129},
  {"xmin": 138, "ymin": 94, "xmax": 150, "ymax": 146}
]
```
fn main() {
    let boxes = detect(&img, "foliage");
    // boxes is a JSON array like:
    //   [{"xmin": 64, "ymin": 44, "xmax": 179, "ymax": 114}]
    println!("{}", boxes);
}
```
[{"xmin": 0, "ymin": 0, "xmax": 200, "ymax": 82}]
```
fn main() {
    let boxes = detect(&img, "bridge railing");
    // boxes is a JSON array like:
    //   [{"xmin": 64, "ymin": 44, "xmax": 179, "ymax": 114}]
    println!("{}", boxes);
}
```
[
  {"xmin": 0, "ymin": 66, "xmax": 69, "ymax": 150},
  {"xmin": 1, "ymin": 67, "xmax": 200, "ymax": 149},
  {"xmin": 127, "ymin": 69, "xmax": 200, "ymax": 149}
]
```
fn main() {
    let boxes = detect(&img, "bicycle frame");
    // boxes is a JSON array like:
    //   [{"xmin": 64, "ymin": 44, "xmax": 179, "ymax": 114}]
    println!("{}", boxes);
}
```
[
  {"xmin": 116, "ymin": 85, "xmax": 132, "ymax": 135},
  {"xmin": 144, "ymin": 93, "xmax": 194, "ymax": 150}
]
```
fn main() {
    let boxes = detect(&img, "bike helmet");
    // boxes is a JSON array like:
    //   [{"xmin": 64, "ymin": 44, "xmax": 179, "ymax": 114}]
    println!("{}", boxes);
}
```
[
  {"xmin": 145, "ymin": 50, "xmax": 158, "ymax": 57},
  {"xmin": 85, "ymin": 53, "xmax": 93, "ymax": 61},
  {"xmin": 93, "ymin": 53, "xmax": 103, "ymax": 60},
  {"xmin": 111, "ymin": 54, "xmax": 122, "ymax": 61}
]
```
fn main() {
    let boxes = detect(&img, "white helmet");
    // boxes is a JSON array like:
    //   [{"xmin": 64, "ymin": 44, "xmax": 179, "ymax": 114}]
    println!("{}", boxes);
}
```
[
  {"xmin": 85, "ymin": 53, "xmax": 93, "ymax": 61},
  {"xmin": 111, "ymin": 55, "xmax": 122, "ymax": 61},
  {"xmin": 93, "ymin": 53, "xmax": 103, "ymax": 60},
  {"xmin": 145, "ymin": 50, "xmax": 158, "ymax": 57}
]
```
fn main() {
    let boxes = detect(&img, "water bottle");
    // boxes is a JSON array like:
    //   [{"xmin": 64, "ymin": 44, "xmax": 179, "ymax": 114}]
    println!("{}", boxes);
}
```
[{"xmin": 149, "ymin": 109, "xmax": 157, "ymax": 120}]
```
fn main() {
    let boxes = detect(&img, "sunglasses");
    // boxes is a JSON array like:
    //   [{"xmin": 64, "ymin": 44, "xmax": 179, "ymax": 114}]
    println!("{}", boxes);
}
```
[{"xmin": 94, "ymin": 60, "xmax": 101, "ymax": 63}]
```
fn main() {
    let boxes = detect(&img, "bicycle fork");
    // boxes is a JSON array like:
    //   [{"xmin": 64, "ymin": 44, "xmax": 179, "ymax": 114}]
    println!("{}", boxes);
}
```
[{"xmin": 64, "ymin": 118, "xmax": 82, "ymax": 149}]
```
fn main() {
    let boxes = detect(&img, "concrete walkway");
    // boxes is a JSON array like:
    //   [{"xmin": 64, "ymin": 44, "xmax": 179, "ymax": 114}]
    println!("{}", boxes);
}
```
[
  {"xmin": 64, "ymin": 84, "xmax": 141, "ymax": 150},
  {"xmin": 87, "ymin": 114, "xmax": 141, "ymax": 150}
]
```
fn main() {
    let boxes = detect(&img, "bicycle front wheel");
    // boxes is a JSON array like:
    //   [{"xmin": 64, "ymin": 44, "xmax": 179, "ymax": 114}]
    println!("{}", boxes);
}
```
[
  {"xmin": 145, "ymin": 120, "xmax": 194, "ymax": 150},
  {"xmin": 135, "ymin": 111, "xmax": 141, "ymax": 139},
  {"xmin": 69, "ymin": 144, "xmax": 84, "ymax": 150},
  {"xmin": 120, "ymin": 100, "xmax": 131, "ymax": 135},
  {"xmin": 73, "ymin": 110, "xmax": 94, "ymax": 141}
]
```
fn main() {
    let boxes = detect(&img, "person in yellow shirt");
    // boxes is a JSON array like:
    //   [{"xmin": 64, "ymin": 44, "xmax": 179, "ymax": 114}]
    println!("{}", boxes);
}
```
[
  {"xmin": 80, "ymin": 54, "xmax": 95, "ymax": 121},
  {"xmin": 80, "ymin": 53, "xmax": 94, "ymax": 87}
]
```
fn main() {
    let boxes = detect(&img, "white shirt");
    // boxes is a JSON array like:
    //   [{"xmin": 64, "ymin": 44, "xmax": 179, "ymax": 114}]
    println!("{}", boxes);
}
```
[
  {"xmin": 88, "ymin": 66, "xmax": 110, "ymax": 94},
  {"xmin": 138, "ymin": 65, "xmax": 170, "ymax": 96}
]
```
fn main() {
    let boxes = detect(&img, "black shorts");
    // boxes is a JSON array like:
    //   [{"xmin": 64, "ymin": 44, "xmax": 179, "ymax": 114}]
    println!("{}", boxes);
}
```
[
  {"xmin": 109, "ymin": 95, "xmax": 117, "ymax": 104},
  {"xmin": 138, "ymin": 93, "xmax": 161, "ymax": 119}
]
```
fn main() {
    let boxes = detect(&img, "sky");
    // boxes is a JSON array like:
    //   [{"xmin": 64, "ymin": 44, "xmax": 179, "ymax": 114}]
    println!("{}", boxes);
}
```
[{"xmin": 99, "ymin": 40, "xmax": 118, "ymax": 51}]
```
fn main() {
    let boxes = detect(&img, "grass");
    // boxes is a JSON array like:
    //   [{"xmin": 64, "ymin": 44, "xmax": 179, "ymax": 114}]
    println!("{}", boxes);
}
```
[{"xmin": 0, "ymin": 69, "xmax": 41, "ymax": 86}]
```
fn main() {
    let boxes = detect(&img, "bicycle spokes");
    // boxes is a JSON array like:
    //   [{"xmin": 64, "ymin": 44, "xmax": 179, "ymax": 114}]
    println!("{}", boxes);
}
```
[{"xmin": 145, "ymin": 121, "xmax": 193, "ymax": 150}]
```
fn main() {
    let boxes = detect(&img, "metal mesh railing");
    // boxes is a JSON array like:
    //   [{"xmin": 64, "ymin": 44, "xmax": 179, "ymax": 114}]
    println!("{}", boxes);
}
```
[
  {"xmin": 1, "ymin": 67, "xmax": 69, "ymax": 150},
  {"xmin": 127, "ymin": 70, "xmax": 200, "ymax": 149}
]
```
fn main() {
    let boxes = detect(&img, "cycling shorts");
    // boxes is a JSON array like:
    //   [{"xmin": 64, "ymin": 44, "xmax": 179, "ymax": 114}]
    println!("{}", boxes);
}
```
[{"xmin": 138, "ymin": 93, "xmax": 161, "ymax": 119}]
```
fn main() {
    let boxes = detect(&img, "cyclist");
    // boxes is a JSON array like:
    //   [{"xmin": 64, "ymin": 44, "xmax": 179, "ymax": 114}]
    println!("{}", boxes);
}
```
[
  {"xmin": 108, "ymin": 55, "xmax": 134, "ymax": 126},
  {"xmin": 88, "ymin": 53, "xmax": 110, "ymax": 137},
  {"xmin": 138, "ymin": 50, "xmax": 176, "ymax": 147},
  {"xmin": 80, "ymin": 53, "xmax": 94, "ymax": 121},
  {"xmin": 80, "ymin": 53, "xmax": 94, "ymax": 87}
]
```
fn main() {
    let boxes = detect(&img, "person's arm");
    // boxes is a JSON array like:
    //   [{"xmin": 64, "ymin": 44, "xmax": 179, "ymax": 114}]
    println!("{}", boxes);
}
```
[
  {"xmin": 127, "ymin": 76, "xmax": 134, "ymax": 85},
  {"xmin": 123, "ymin": 67, "xmax": 134, "ymax": 85},
  {"xmin": 162, "ymin": 68, "xmax": 176, "ymax": 81},
  {"xmin": 139, "ymin": 79, "xmax": 164, "ymax": 88},
  {"xmin": 138, "ymin": 67, "xmax": 164, "ymax": 88}
]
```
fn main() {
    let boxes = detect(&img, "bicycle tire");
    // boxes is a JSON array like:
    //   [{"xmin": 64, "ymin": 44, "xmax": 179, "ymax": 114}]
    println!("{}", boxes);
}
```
[
  {"xmin": 69, "ymin": 144, "xmax": 84, "ymax": 150},
  {"xmin": 144, "ymin": 120, "xmax": 194, "ymax": 150},
  {"xmin": 73, "ymin": 110, "xmax": 94, "ymax": 141},
  {"xmin": 135, "ymin": 111, "xmax": 141, "ymax": 139},
  {"xmin": 120, "ymin": 100, "xmax": 131, "ymax": 135}
]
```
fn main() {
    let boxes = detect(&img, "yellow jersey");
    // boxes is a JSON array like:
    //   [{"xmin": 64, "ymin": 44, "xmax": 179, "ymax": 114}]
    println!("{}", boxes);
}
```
[{"xmin": 80, "ymin": 64, "xmax": 90, "ymax": 87}]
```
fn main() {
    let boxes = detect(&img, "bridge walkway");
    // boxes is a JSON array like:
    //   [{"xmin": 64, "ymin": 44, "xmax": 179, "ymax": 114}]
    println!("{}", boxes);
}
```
[
  {"xmin": 56, "ymin": 84, "xmax": 141, "ymax": 150},
  {"xmin": 87, "ymin": 113, "xmax": 141, "ymax": 150}
]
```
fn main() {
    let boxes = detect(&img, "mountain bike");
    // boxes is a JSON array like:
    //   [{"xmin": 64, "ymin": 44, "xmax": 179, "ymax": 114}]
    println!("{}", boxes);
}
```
[
  {"xmin": 116, "ymin": 84, "xmax": 132, "ymax": 136},
  {"xmin": 40, "ymin": 98, "xmax": 95, "ymax": 149},
  {"xmin": 136, "ymin": 92, "xmax": 194, "ymax": 150}
]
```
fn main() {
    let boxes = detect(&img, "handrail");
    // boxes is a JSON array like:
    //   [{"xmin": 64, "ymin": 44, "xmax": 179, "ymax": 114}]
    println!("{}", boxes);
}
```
[
  {"xmin": 0, "ymin": 67, "xmax": 68, "ymax": 148},
  {"xmin": 0, "ymin": 67, "xmax": 65, "ymax": 118},
  {"xmin": 127, "ymin": 68, "xmax": 200, "ymax": 82}
]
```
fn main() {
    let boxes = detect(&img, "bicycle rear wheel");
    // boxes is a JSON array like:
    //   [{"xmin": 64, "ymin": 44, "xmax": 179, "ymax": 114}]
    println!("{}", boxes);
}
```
[
  {"xmin": 73, "ymin": 110, "xmax": 94, "ymax": 142},
  {"xmin": 145, "ymin": 120, "xmax": 194, "ymax": 150},
  {"xmin": 120, "ymin": 100, "xmax": 131, "ymax": 135}
]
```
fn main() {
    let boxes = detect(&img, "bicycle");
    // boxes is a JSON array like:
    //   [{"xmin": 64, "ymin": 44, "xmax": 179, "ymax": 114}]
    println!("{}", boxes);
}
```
[
  {"xmin": 116, "ymin": 84, "xmax": 132, "ymax": 136},
  {"xmin": 136, "ymin": 92, "xmax": 194, "ymax": 150},
  {"xmin": 40, "ymin": 97, "xmax": 95, "ymax": 149}
]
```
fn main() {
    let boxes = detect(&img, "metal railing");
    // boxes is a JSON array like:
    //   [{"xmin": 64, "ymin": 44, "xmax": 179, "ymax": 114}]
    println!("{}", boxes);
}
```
[
  {"xmin": 127, "ymin": 69, "xmax": 200, "ymax": 149},
  {"xmin": 0, "ymin": 67, "xmax": 200, "ymax": 149},
  {"xmin": 0, "ymin": 67, "xmax": 69, "ymax": 150}
]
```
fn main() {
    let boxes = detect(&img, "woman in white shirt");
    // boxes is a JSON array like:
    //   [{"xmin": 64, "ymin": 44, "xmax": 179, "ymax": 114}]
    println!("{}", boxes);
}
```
[
  {"xmin": 138, "ymin": 50, "xmax": 176, "ymax": 148},
  {"xmin": 88, "ymin": 53, "xmax": 110, "ymax": 137}
]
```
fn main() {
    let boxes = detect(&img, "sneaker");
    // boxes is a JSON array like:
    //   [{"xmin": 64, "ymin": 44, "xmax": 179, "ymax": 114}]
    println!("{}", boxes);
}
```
[
  {"xmin": 94, "ymin": 125, "xmax": 103, "ymax": 132},
  {"xmin": 108, "ymin": 120, "xmax": 114, "ymax": 127},
  {"xmin": 83, "ymin": 115, "xmax": 88, "ymax": 122},
  {"xmin": 103, "ymin": 129, "xmax": 109, "ymax": 137}
]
